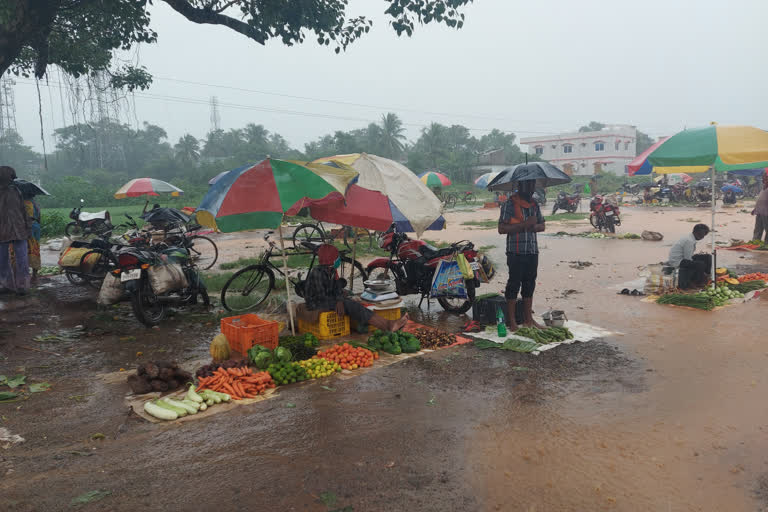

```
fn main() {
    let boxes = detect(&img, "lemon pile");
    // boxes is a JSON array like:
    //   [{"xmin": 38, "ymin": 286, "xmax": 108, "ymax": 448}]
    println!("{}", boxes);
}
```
[{"xmin": 297, "ymin": 358, "xmax": 341, "ymax": 379}]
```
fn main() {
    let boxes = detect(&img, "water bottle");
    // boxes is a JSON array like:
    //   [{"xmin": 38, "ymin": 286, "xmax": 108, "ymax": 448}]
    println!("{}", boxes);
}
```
[{"xmin": 496, "ymin": 307, "xmax": 507, "ymax": 337}]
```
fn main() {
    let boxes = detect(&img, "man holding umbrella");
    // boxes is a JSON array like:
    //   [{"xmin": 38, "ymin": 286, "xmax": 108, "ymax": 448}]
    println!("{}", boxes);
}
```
[{"xmin": 490, "ymin": 162, "xmax": 571, "ymax": 331}]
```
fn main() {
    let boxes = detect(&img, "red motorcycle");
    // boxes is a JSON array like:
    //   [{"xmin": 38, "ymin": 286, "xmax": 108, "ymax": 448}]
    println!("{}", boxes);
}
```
[
  {"xmin": 589, "ymin": 195, "xmax": 621, "ymax": 233},
  {"xmin": 366, "ymin": 225, "xmax": 491, "ymax": 314}
]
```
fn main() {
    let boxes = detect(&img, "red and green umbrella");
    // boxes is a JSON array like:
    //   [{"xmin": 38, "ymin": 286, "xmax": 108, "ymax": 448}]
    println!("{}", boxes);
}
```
[
  {"xmin": 196, "ymin": 159, "xmax": 357, "ymax": 233},
  {"xmin": 114, "ymin": 178, "xmax": 183, "ymax": 199},
  {"xmin": 418, "ymin": 171, "xmax": 452, "ymax": 187}
]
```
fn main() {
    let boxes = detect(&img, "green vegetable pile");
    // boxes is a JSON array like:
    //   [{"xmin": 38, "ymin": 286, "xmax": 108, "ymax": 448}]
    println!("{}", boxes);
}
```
[
  {"xmin": 266, "ymin": 361, "xmax": 309, "ymax": 385},
  {"xmin": 727, "ymin": 280, "xmax": 765, "ymax": 293},
  {"xmin": 704, "ymin": 283, "xmax": 744, "ymax": 303},
  {"xmin": 278, "ymin": 333, "xmax": 319, "ymax": 361},
  {"xmin": 247, "ymin": 345, "xmax": 293, "ymax": 370},
  {"xmin": 514, "ymin": 326, "xmax": 573, "ymax": 344},
  {"xmin": 366, "ymin": 329, "xmax": 421, "ymax": 355},
  {"xmin": 656, "ymin": 293, "xmax": 715, "ymax": 310}
]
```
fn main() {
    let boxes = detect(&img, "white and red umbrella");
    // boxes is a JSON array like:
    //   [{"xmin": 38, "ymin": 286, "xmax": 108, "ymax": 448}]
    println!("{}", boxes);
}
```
[{"xmin": 114, "ymin": 178, "xmax": 183, "ymax": 199}]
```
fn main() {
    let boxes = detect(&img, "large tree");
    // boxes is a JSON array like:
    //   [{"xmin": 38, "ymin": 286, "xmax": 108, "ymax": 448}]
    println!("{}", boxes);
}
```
[
  {"xmin": 378, "ymin": 112, "xmax": 406, "ymax": 159},
  {"xmin": 1, "ymin": 0, "xmax": 472, "ymax": 89}
]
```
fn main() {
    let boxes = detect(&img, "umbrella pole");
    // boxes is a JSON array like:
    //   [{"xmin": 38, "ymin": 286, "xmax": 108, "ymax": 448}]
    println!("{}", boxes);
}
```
[
  {"xmin": 710, "ymin": 166, "xmax": 716, "ymax": 289},
  {"xmin": 350, "ymin": 230, "xmax": 357, "ymax": 294},
  {"xmin": 278, "ymin": 224, "xmax": 296, "ymax": 335}
]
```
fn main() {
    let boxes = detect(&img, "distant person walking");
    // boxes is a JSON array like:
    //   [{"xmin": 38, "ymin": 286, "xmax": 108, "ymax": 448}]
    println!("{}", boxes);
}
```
[
  {"xmin": 22, "ymin": 189, "xmax": 42, "ymax": 281},
  {"xmin": 0, "ymin": 166, "xmax": 31, "ymax": 294},
  {"xmin": 751, "ymin": 174, "xmax": 768, "ymax": 242}
]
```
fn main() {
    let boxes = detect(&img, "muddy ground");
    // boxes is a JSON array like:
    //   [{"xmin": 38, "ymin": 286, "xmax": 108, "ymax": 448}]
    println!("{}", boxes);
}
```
[{"xmin": 3, "ymin": 201, "xmax": 768, "ymax": 511}]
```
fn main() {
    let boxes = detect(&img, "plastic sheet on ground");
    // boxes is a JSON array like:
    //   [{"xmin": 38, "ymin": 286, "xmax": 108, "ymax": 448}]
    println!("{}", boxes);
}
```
[{"xmin": 465, "ymin": 320, "xmax": 617, "ymax": 355}]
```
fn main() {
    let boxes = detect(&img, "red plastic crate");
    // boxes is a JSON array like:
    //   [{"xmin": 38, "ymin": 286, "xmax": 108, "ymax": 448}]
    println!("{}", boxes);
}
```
[{"xmin": 220, "ymin": 314, "xmax": 279, "ymax": 355}]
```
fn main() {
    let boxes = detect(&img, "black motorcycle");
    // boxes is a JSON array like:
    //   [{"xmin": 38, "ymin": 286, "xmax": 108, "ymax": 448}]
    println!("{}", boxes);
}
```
[
  {"xmin": 551, "ymin": 190, "xmax": 580, "ymax": 214},
  {"xmin": 65, "ymin": 199, "xmax": 112, "ymax": 239},
  {"xmin": 114, "ymin": 244, "xmax": 209, "ymax": 327}
]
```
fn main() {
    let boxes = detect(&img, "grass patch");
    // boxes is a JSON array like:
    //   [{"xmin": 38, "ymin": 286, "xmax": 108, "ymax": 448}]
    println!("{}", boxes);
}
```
[
  {"xmin": 202, "ymin": 271, "xmax": 235, "ymax": 292},
  {"xmin": 460, "ymin": 220, "xmax": 497, "ymax": 229},
  {"xmin": 545, "ymin": 213, "xmax": 588, "ymax": 222}
]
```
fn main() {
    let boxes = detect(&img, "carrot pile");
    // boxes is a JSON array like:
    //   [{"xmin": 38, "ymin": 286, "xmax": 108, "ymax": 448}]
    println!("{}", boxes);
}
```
[
  {"xmin": 195, "ymin": 366, "xmax": 275, "ymax": 400},
  {"xmin": 314, "ymin": 343, "xmax": 377, "ymax": 370},
  {"xmin": 738, "ymin": 273, "xmax": 768, "ymax": 283}
]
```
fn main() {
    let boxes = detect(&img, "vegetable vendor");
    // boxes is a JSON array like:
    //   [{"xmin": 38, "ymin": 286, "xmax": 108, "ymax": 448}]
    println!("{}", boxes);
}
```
[
  {"xmin": 751, "ymin": 173, "xmax": 768, "ymax": 243},
  {"xmin": 668, "ymin": 224, "xmax": 711, "ymax": 289},
  {"xmin": 497, "ymin": 179, "xmax": 545, "ymax": 331},
  {"xmin": 304, "ymin": 244, "xmax": 408, "ymax": 332}
]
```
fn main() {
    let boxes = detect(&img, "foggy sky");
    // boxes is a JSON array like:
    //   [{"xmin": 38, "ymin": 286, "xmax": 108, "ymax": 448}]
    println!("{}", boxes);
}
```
[{"xmin": 10, "ymin": 0, "xmax": 768, "ymax": 153}]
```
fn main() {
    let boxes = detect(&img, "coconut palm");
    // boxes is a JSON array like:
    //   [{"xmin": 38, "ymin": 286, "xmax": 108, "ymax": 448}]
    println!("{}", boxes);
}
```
[
  {"xmin": 379, "ymin": 112, "xmax": 406, "ymax": 159},
  {"xmin": 174, "ymin": 134, "xmax": 200, "ymax": 163},
  {"xmin": 243, "ymin": 123, "xmax": 270, "ymax": 149}
]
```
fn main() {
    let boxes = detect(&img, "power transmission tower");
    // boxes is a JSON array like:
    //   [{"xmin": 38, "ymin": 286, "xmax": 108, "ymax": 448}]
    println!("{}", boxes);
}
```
[
  {"xmin": 210, "ymin": 96, "xmax": 221, "ymax": 132},
  {"xmin": 0, "ymin": 78, "xmax": 17, "ymax": 136}
]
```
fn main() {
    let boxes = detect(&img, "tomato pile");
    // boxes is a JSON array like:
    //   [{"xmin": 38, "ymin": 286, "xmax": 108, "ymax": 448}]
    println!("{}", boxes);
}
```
[{"xmin": 314, "ymin": 343, "xmax": 378, "ymax": 370}]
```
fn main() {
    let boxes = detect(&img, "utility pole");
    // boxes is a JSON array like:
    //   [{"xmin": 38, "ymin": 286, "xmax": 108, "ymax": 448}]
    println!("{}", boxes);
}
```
[{"xmin": 210, "ymin": 96, "xmax": 221, "ymax": 132}]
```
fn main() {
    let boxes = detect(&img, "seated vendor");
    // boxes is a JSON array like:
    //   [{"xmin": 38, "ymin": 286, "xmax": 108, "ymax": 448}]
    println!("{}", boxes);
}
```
[
  {"xmin": 304, "ymin": 244, "xmax": 408, "ymax": 332},
  {"xmin": 668, "ymin": 223, "xmax": 711, "ymax": 289}
]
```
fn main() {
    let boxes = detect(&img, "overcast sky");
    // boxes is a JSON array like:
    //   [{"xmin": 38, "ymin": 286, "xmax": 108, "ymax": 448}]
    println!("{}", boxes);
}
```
[{"xmin": 9, "ymin": 0, "xmax": 768, "ymax": 152}]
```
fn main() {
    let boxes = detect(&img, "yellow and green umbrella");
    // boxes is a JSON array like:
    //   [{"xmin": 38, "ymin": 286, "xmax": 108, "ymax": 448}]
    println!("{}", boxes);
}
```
[{"xmin": 647, "ymin": 125, "xmax": 768, "ymax": 174}]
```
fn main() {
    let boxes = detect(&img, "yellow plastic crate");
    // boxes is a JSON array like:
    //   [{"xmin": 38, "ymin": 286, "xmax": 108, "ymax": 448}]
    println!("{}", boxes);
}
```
[
  {"xmin": 298, "ymin": 311, "xmax": 350, "ymax": 340},
  {"xmin": 352, "ymin": 307, "xmax": 401, "ymax": 333}
]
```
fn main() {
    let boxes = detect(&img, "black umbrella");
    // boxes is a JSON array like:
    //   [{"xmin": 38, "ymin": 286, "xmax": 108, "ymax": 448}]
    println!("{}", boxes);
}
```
[
  {"xmin": 140, "ymin": 207, "xmax": 190, "ymax": 226},
  {"xmin": 13, "ymin": 179, "xmax": 50, "ymax": 198},
  {"xmin": 487, "ymin": 163, "xmax": 572, "ymax": 191}
]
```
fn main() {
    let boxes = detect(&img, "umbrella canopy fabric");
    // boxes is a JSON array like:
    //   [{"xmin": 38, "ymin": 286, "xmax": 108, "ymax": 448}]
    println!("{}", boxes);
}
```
[
  {"xmin": 474, "ymin": 172, "xmax": 501, "ymax": 188},
  {"xmin": 13, "ymin": 179, "xmax": 49, "ymax": 198},
  {"xmin": 196, "ymin": 158, "xmax": 357, "ymax": 233},
  {"xmin": 313, "ymin": 153, "xmax": 444, "ymax": 237},
  {"xmin": 208, "ymin": 171, "xmax": 229, "ymax": 186},
  {"xmin": 727, "ymin": 167, "xmax": 768, "ymax": 177},
  {"xmin": 646, "ymin": 125, "xmax": 768, "ymax": 174},
  {"xmin": 418, "ymin": 171, "xmax": 451, "ymax": 187},
  {"xmin": 115, "ymin": 178, "xmax": 183, "ymax": 199},
  {"xmin": 627, "ymin": 136, "xmax": 670, "ymax": 176},
  {"xmin": 487, "ymin": 163, "xmax": 572, "ymax": 191}
]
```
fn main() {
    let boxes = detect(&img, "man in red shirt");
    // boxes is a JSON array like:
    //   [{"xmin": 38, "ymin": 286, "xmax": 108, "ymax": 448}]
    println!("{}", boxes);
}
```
[{"xmin": 497, "ymin": 179, "xmax": 546, "ymax": 331}]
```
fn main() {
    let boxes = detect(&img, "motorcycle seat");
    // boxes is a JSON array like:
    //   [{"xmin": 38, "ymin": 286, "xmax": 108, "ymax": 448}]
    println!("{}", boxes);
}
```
[
  {"xmin": 419, "ymin": 245, "xmax": 454, "ymax": 259},
  {"xmin": 78, "ymin": 211, "xmax": 109, "ymax": 222}
]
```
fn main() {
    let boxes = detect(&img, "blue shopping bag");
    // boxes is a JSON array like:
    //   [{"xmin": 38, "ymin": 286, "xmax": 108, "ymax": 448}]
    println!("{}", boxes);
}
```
[{"xmin": 429, "ymin": 259, "xmax": 467, "ymax": 299}]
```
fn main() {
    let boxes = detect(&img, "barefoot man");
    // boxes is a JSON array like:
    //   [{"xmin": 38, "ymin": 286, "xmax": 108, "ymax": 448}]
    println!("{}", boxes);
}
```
[{"xmin": 497, "ymin": 179, "xmax": 545, "ymax": 331}]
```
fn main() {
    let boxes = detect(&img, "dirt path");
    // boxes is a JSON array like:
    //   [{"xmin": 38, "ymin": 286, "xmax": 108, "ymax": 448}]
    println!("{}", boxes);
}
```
[{"xmin": 3, "ymin": 202, "xmax": 768, "ymax": 511}]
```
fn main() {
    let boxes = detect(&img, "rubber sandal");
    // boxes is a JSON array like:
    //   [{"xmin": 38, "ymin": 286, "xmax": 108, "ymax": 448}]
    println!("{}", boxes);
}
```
[
  {"xmin": 630, "ymin": 289, "xmax": 641, "ymax": 296},
  {"xmin": 619, "ymin": 288, "xmax": 630, "ymax": 295}
]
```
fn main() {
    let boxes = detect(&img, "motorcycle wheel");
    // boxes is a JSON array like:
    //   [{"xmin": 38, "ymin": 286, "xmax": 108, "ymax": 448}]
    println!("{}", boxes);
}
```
[
  {"xmin": 567, "ymin": 204, "xmax": 578, "ymax": 213},
  {"xmin": 589, "ymin": 214, "xmax": 599, "ymax": 229},
  {"xmin": 551, "ymin": 205, "xmax": 559, "ymax": 215},
  {"xmin": 65, "ymin": 222, "xmax": 82, "ymax": 239},
  {"xmin": 65, "ymin": 270, "xmax": 88, "ymax": 286},
  {"xmin": 437, "ymin": 279, "xmax": 476, "ymax": 314},
  {"xmin": 606, "ymin": 215, "xmax": 616, "ymax": 233},
  {"xmin": 131, "ymin": 279, "xmax": 167, "ymax": 327}
]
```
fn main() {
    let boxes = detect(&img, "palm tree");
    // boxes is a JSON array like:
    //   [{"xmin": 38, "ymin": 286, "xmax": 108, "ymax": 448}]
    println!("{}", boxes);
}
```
[
  {"xmin": 379, "ymin": 112, "xmax": 406, "ymax": 159},
  {"xmin": 243, "ymin": 123, "xmax": 270, "ymax": 149},
  {"xmin": 419, "ymin": 122, "xmax": 446, "ymax": 168},
  {"xmin": 174, "ymin": 134, "xmax": 200, "ymax": 163}
]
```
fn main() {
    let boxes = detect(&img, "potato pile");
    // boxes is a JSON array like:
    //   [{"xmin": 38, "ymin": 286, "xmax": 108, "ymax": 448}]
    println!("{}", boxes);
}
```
[{"xmin": 127, "ymin": 361, "xmax": 193, "ymax": 394}]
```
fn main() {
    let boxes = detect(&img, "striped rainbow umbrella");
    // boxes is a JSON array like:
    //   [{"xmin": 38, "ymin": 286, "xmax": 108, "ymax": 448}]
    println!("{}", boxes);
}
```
[
  {"xmin": 474, "ymin": 172, "xmax": 501, "ymax": 188},
  {"xmin": 114, "ymin": 178, "xmax": 183, "ymax": 199},
  {"xmin": 196, "ymin": 158, "xmax": 357, "ymax": 233},
  {"xmin": 418, "ymin": 171, "xmax": 452, "ymax": 187}
]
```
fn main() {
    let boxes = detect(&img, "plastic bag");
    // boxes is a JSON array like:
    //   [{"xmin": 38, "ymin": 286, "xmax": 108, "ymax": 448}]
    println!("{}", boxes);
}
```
[
  {"xmin": 58, "ymin": 247, "xmax": 100, "ymax": 270},
  {"xmin": 148, "ymin": 264, "xmax": 188, "ymax": 295},
  {"xmin": 97, "ymin": 274, "xmax": 123, "ymax": 306},
  {"xmin": 429, "ymin": 260, "xmax": 467, "ymax": 299},
  {"xmin": 456, "ymin": 253, "xmax": 474, "ymax": 280}
]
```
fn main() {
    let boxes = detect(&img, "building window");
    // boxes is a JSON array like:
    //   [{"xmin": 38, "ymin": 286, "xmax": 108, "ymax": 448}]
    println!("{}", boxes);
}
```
[
  {"xmin": 624, "ymin": 142, "xmax": 630, "ymax": 150},
  {"xmin": 534, "ymin": 146, "xmax": 543, "ymax": 155},
  {"xmin": 615, "ymin": 141, "xmax": 620, "ymax": 151},
  {"xmin": 594, "ymin": 141, "xmax": 605, "ymax": 152},
  {"xmin": 563, "ymin": 144, "xmax": 573, "ymax": 154}
]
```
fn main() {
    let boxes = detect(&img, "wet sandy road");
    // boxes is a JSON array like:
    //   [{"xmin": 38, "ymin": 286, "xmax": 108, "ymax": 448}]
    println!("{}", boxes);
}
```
[{"xmin": 2, "ymin": 204, "xmax": 768, "ymax": 511}]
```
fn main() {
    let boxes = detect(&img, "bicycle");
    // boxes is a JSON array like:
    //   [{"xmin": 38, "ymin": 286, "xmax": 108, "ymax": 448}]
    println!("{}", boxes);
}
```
[
  {"xmin": 461, "ymin": 191, "xmax": 476, "ymax": 203},
  {"xmin": 291, "ymin": 221, "xmax": 374, "ymax": 250},
  {"xmin": 164, "ymin": 222, "xmax": 218, "ymax": 270},
  {"xmin": 221, "ymin": 232, "xmax": 368, "ymax": 313}
]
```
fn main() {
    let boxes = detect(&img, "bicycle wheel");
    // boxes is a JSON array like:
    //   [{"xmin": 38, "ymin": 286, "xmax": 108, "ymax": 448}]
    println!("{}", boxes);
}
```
[
  {"xmin": 463, "ymin": 192, "xmax": 475, "ymax": 203},
  {"xmin": 221, "ymin": 265, "xmax": 275, "ymax": 312},
  {"xmin": 292, "ymin": 223, "xmax": 326, "ymax": 249},
  {"xmin": 445, "ymin": 194, "xmax": 458, "ymax": 208},
  {"xmin": 187, "ymin": 235, "xmax": 218, "ymax": 270},
  {"xmin": 338, "ymin": 256, "xmax": 368, "ymax": 295},
  {"xmin": 343, "ymin": 227, "xmax": 373, "ymax": 250}
]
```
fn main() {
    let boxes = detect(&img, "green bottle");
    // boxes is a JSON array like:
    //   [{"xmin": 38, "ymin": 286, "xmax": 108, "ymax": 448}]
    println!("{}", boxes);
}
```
[{"xmin": 496, "ymin": 307, "xmax": 507, "ymax": 337}]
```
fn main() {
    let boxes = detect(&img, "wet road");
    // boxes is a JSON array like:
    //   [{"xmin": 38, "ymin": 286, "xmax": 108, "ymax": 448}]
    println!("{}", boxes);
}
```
[{"xmin": 3, "ymin": 204, "xmax": 768, "ymax": 511}]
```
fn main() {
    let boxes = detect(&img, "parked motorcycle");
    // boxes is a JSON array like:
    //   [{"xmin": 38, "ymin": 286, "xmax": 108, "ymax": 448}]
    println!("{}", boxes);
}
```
[
  {"xmin": 533, "ymin": 187, "xmax": 547, "ymax": 206},
  {"xmin": 65, "ymin": 199, "xmax": 112, "ymax": 239},
  {"xmin": 589, "ymin": 195, "xmax": 621, "ymax": 233},
  {"xmin": 366, "ymin": 225, "xmax": 490, "ymax": 314},
  {"xmin": 114, "ymin": 244, "xmax": 209, "ymax": 327},
  {"xmin": 551, "ymin": 190, "xmax": 580, "ymax": 215}
]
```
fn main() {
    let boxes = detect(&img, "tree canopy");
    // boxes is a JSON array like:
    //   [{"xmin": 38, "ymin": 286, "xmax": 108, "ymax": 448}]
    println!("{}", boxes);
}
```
[{"xmin": 0, "ymin": 0, "xmax": 472, "ymax": 89}]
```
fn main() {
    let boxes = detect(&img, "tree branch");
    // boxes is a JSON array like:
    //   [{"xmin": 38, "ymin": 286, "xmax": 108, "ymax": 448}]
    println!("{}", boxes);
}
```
[{"xmin": 161, "ymin": 0, "xmax": 267, "ymax": 45}]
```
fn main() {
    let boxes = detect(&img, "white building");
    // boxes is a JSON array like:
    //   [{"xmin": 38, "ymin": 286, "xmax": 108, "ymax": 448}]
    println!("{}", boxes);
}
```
[{"xmin": 520, "ymin": 125, "xmax": 637, "ymax": 176}]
